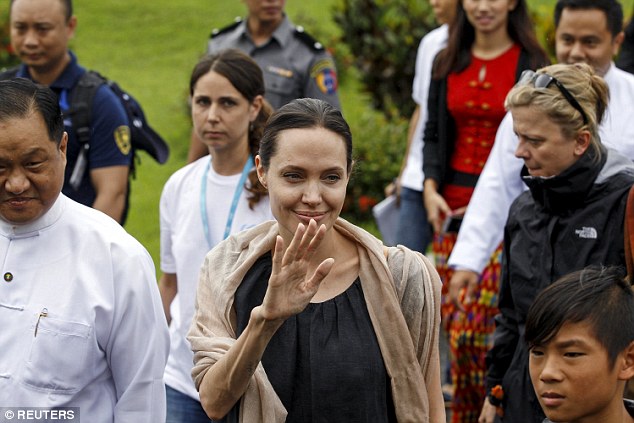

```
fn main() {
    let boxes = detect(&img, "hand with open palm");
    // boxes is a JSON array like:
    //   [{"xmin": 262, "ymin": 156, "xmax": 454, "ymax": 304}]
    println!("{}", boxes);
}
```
[{"xmin": 259, "ymin": 219, "xmax": 335, "ymax": 322}]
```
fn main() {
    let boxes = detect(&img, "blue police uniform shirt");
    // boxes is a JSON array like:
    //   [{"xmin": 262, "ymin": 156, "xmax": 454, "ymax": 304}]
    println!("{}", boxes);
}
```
[
  {"xmin": 15, "ymin": 51, "xmax": 132, "ymax": 209},
  {"xmin": 208, "ymin": 16, "xmax": 341, "ymax": 111}
]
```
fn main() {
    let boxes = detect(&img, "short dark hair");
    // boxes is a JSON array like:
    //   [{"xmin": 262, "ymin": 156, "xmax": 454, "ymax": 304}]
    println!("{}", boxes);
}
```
[
  {"xmin": 10, "ymin": 0, "xmax": 73, "ymax": 21},
  {"xmin": 554, "ymin": 0, "xmax": 624, "ymax": 38},
  {"xmin": 258, "ymin": 98, "xmax": 353, "ymax": 174},
  {"xmin": 525, "ymin": 266, "xmax": 634, "ymax": 367},
  {"xmin": 0, "ymin": 78, "xmax": 64, "ymax": 144}
]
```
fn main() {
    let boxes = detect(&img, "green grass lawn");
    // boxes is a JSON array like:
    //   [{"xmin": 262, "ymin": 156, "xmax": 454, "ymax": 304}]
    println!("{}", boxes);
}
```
[
  {"xmin": 71, "ymin": 0, "xmax": 356, "ymax": 269},
  {"xmin": 69, "ymin": 0, "xmax": 631, "ymax": 269}
]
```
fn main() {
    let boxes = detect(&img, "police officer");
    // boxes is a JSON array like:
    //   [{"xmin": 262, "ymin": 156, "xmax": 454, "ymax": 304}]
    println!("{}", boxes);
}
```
[
  {"xmin": 8, "ymin": 0, "xmax": 132, "ymax": 224},
  {"xmin": 187, "ymin": 0, "xmax": 341, "ymax": 162}
]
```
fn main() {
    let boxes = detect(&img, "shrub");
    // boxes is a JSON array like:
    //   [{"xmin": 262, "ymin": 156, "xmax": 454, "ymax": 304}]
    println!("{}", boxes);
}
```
[
  {"xmin": 532, "ymin": 5, "xmax": 556, "ymax": 62},
  {"xmin": 0, "ymin": 6, "xmax": 18, "ymax": 69},
  {"xmin": 342, "ymin": 108, "xmax": 408, "ymax": 221},
  {"xmin": 332, "ymin": 0, "xmax": 436, "ymax": 119}
]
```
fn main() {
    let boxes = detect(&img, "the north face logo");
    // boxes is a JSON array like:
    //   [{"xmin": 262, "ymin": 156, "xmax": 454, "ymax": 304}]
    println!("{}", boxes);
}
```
[{"xmin": 575, "ymin": 227, "xmax": 598, "ymax": 239}]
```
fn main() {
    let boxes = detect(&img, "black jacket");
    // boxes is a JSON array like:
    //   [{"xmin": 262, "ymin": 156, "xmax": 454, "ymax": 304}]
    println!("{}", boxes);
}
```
[
  {"xmin": 486, "ymin": 147, "xmax": 634, "ymax": 422},
  {"xmin": 422, "ymin": 49, "xmax": 534, "ymax": 187}
]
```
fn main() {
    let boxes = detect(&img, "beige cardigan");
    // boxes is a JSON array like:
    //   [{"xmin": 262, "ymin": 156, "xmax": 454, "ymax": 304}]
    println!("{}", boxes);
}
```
[{"xmin": 188, "ymin": 218, "xmax": 445, "ymax": 422}]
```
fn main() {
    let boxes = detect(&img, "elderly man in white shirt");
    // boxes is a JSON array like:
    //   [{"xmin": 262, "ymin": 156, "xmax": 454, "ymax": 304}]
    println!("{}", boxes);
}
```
[
  {"xmin": 447, "ymin": 0, "xmax": 634, "ymax": 304},
  {"xmin": 0, "ymin": 79, "xmax": 169, "ymax": 422}
]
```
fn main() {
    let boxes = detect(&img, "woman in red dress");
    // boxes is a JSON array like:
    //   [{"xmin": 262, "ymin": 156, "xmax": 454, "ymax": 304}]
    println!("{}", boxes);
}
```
[{"xmin": 422, "ymin": 1, "xmax": 548, "ymax": 421}]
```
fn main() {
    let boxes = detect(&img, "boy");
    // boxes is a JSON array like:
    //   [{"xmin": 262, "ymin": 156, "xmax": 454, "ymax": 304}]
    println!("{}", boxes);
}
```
[{"xmin": 525, "ymin": 266, "xmax": 634, "ymax": 423}]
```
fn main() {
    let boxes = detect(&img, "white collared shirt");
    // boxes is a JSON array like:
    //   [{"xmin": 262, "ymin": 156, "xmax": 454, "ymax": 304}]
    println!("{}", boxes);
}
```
[
  {"xmin": 448, "ymin": 63, "xmax": 634, "ymax": 273},
  {"xmin": 400, "ymin": 24, "xmax": 449, "ymax": 192},
  {"xmin": 0, "ymin": 195, "xmax": 169, "ymax": 422}
]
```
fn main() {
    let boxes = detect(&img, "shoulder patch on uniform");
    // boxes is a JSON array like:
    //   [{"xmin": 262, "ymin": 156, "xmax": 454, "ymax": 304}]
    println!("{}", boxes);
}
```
[
  {"xmin": 310, "ymin": 58, "xmax": 338, "ymax": 95},
  {"xmin": 294, "ymin": 26, "xmax": 324, "ymax": 51},
  {"xmin": 210, "ymin": 17, "xmax": 243, "ymax": 39},
  {"xmin": 114, "ymin": 125, "xmax": 132, "ymax": 155}
]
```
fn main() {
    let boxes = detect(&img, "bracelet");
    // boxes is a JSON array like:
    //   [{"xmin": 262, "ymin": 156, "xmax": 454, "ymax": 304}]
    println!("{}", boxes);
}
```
[{"xmin": 488, "ymin": 384, "xmax": 504, "ymax": 407}]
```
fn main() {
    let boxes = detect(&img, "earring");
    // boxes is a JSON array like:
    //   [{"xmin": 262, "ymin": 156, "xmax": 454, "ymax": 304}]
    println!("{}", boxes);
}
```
[{"xmin": 249, "ymin": 122, "xmax": 254, "ymax": 132}]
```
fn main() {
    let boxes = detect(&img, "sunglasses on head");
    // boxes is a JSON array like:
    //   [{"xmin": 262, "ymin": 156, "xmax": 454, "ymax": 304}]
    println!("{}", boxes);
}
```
[{"xmin": 518, "ymin": 70, "xmax": 589, "ymax": 125}]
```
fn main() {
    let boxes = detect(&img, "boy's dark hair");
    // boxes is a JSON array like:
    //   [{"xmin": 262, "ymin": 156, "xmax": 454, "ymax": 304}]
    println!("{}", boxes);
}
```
[
  {"xmin": 526, "ymin": 266, "xmax": 634, "ymax": 367},
  {"xmin": 0, "ymin": 78, "xmax": 64, "ymax": 144},
  {"xmin": 554, "ymin": 0, "xmax": 624, "ymax": 38}
]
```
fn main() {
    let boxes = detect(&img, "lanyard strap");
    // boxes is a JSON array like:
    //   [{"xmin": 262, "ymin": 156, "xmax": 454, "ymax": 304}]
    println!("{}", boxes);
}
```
[{"xmin": 200, "ymin": 155, "xmax": 253, "ymax": 249}]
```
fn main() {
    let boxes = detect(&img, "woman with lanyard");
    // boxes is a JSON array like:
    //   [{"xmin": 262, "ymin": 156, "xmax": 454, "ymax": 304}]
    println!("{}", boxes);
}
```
[{"xmin": 159, "ymin": 49, "xmax": 274, "ymax": 422}]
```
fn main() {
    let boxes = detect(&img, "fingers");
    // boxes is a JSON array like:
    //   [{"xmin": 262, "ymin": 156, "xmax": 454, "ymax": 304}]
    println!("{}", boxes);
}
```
[
  {"xmin": 384, "ymin": 182, "xmax": 395, "ymax": 197},
  {"xmin": 437, "ymin": 195, "xmax": 452, "ymax": 217},
  {"xmin": 304, "ymin": 222, "xmax": 327, "ymax": 261},
  {"xmin": 478, "ymin": 399, "xmax": 498, "ymax": 423},
  {"xmin": 282, "ymin": 220, "xmax": 327, "ymax": 266},
  {"xmin": 282, "ymin": 222, "xmax": 307, "ymax": 266},
  {"xmin": 452, "ymin": 205, "xmax": 467, "ymax": 217},
  {"xmin": 431, "ymin": 216, "xmax": 443, "ymax": 234},
  {"xmin": 449, "ymin": 270, "xmax": 479, "ymax": 311},
  {"xmin": 271, "ymin": 235, "xmax": 285, "ymax": 275},
  {"xmin": 448, "ymin": 274, "xmax": 466, "ymax": 311},
  {"xmin": 305, "ymin": 257, "xmax": 335, "ymax": 292},
  {"xmin": 465, "ymin": 274, "xmax": 480, "ymax": 305}
]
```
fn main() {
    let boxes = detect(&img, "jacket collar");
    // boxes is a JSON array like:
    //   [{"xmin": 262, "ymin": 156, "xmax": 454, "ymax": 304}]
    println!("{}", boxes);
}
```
[{"xmin": 522, "ymin": 145, "xmax": 607, "ymax": 214}]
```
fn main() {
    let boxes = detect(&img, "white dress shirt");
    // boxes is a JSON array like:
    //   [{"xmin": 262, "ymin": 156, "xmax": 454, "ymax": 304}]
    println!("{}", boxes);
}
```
[
  {"xmin": 448, "ymin": 63, "xmax": 634, "ymax": 273},
  {"xmin": 400, "ymin": 24, "xmax": 449, "ymax": 192},
  {"xmin": 0, "ymin": 195, "xmax": 169, "ymax": 422}
]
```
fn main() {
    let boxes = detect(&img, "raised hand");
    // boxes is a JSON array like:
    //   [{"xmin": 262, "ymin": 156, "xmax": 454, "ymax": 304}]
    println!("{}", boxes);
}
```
[{"xmin": 259, "ymin": 219, "xmax": 335, "ymax": 322}]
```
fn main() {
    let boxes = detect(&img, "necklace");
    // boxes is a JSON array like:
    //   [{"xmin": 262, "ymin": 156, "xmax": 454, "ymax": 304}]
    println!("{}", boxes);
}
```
[{"xmin": 199, "ymin": 155, "xmax": 253, "ymax": 249}]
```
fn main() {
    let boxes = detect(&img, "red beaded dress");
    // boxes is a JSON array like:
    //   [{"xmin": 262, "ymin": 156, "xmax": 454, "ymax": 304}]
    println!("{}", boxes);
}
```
[{"xmin": 434, "ymin": 44, "xmax": 520, "ymax": 423}]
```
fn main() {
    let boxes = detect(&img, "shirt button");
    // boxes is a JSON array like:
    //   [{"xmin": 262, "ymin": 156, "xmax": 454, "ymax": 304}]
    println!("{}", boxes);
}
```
[{"xmin": 4, "ymin": 272, "xmax": 13, "ymax": 282}]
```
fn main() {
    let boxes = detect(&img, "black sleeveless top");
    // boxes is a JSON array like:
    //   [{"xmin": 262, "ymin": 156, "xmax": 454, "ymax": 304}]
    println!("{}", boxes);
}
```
[{"xmin": 218, "ymin": 251, "xmax": 396, "ymax": 422}]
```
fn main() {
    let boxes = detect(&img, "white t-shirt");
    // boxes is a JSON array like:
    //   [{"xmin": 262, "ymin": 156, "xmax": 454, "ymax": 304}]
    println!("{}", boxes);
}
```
[
  {"xmin": 448, "ymin": 63, "xmax": 634, "ymax": 273},
  {"xmin": 401, "ymin": 24, "xmax": 449, "ymax": 191},
  {"xmin": 160, "ymin": 156, "xmax": 274, "ymax": 399}
]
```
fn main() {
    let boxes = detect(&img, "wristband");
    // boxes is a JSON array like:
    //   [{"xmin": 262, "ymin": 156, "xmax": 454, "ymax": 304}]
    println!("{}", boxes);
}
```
[{"xmin": 488, "ymin": 384, "xmax": 504, "ymax": 407}]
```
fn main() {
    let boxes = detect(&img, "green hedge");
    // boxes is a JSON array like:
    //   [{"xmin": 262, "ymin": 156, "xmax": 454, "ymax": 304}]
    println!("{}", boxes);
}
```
[
  {"xmin": 1, "ymin": 6, "xmax": 19, "ymax": 69},
  {"xmin": 333, "ymin": 0, "xmax": 436, "ymax": 120}
]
